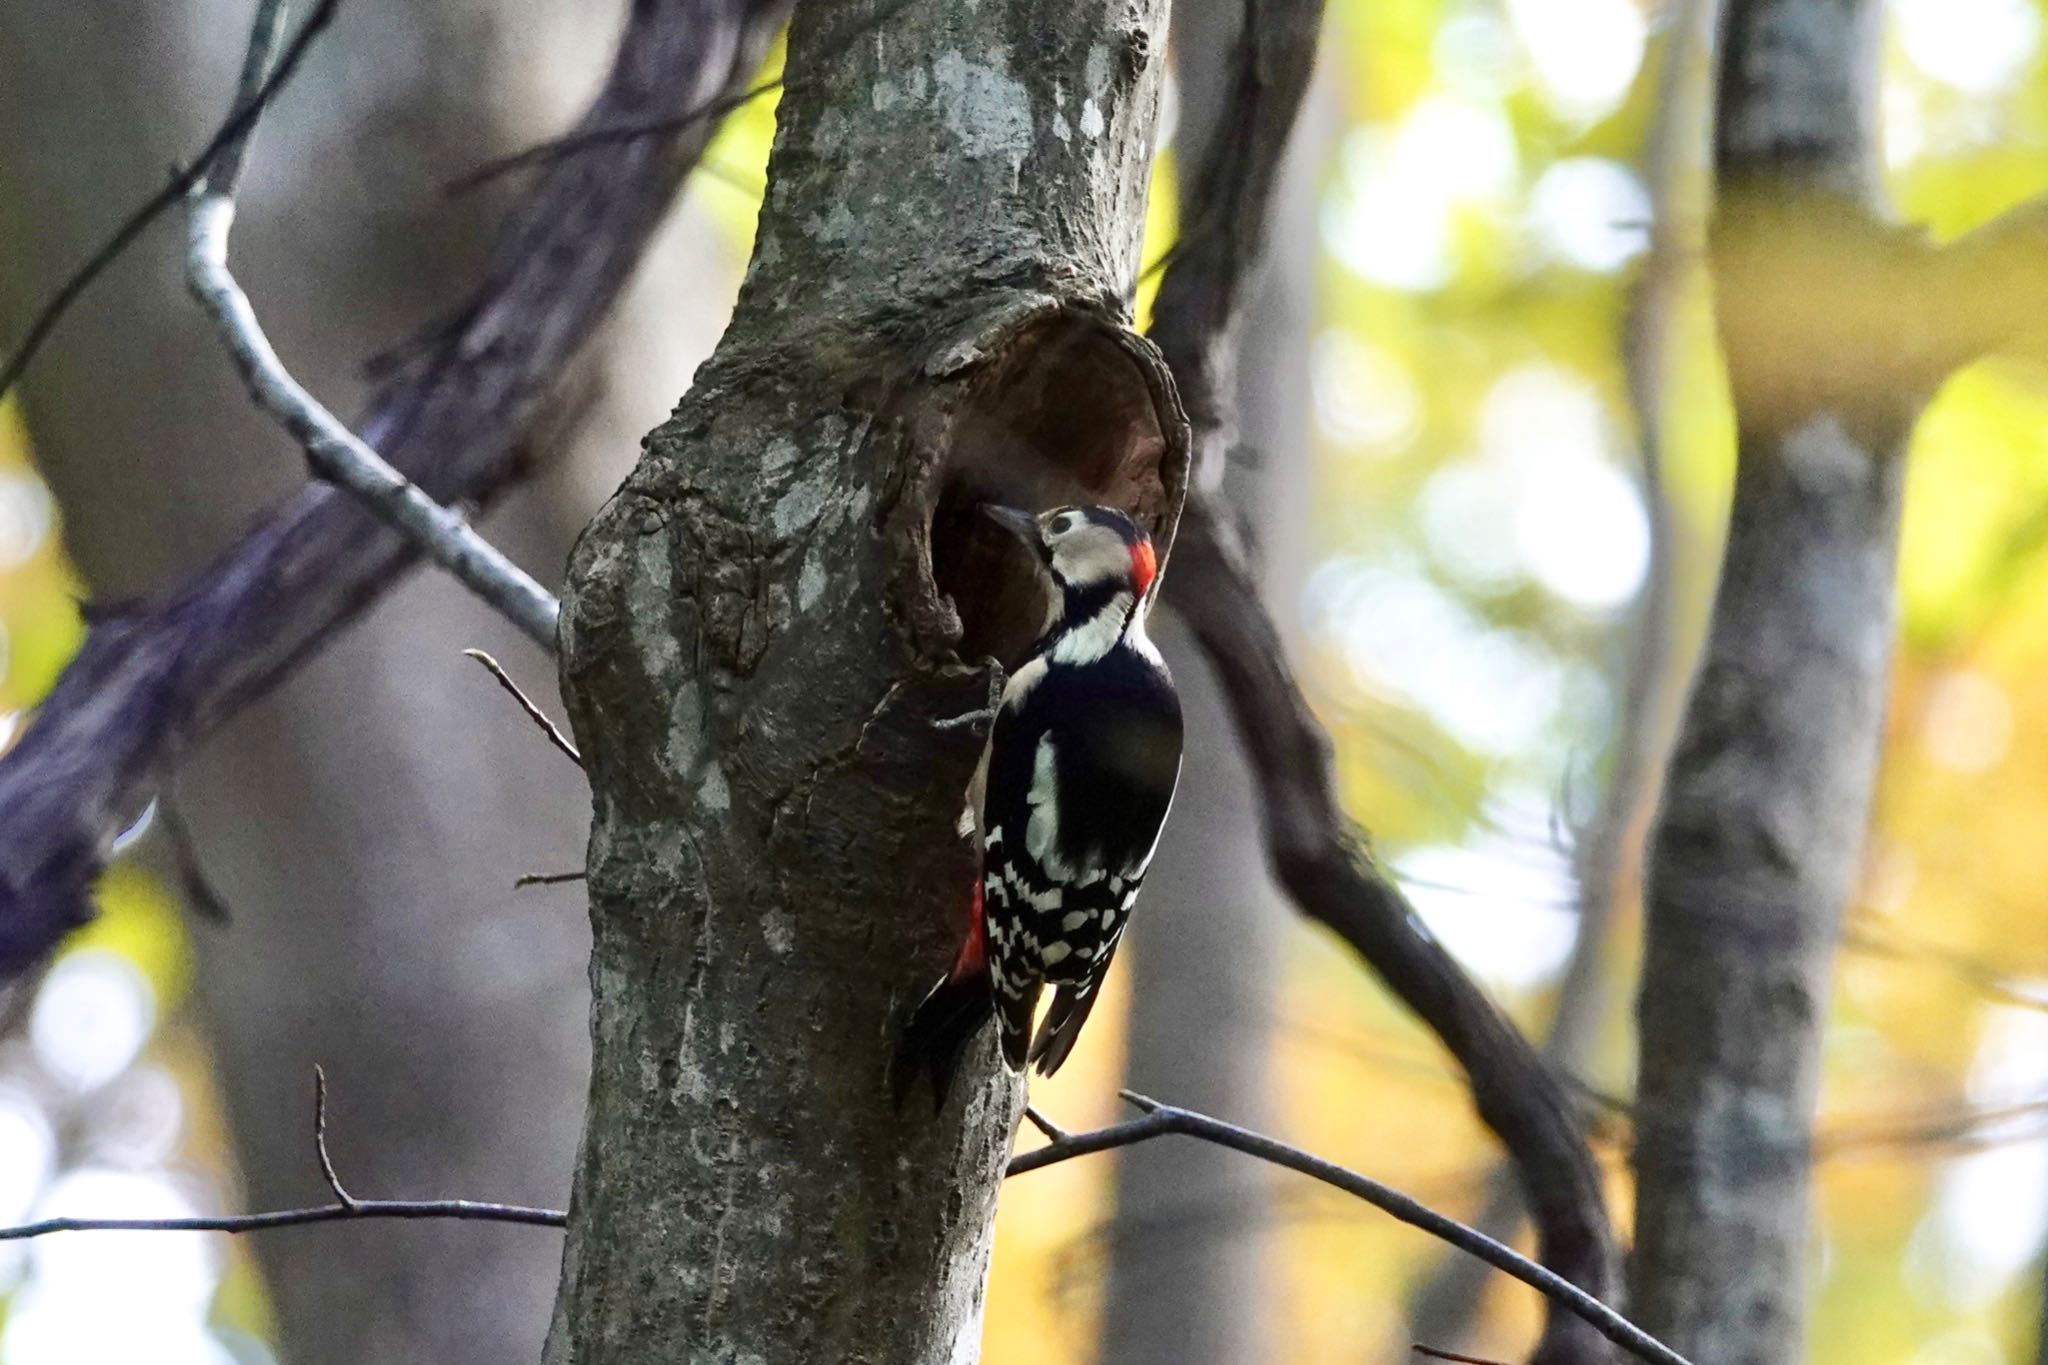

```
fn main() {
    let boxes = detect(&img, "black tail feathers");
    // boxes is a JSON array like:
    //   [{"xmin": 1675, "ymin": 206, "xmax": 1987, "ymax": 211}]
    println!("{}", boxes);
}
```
[
  {"xmin": 892, "ymin": 973, "xmax": 995, "ymax": 1112},
  {"xmin": 1027, "ymin": 982, "xmax": 1102, "ymax": 1079}
]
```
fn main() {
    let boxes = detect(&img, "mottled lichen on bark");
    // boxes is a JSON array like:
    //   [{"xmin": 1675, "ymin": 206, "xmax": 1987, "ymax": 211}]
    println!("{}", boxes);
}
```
[{"xmin": 545, "ymin": 1, "xmax": 1181, "ymax": 1361}]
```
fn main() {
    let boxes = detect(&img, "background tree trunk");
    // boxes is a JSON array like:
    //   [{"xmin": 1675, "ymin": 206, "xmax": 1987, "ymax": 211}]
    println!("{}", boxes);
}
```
[
  {"xmin": 1099, "ymin": 2, "xmax": 1325, "ymax": 1355},
  {"xmin": 1627, "ymin": 0, "xmax": 1922, "ymax": 1358},
  {"xmin": 0, "ymin": 4, "xmax": 732, "ymax": 1360},
  {"xmin": 544, "ymin": 1, "xmax": 1183, "ymax": 1360}
]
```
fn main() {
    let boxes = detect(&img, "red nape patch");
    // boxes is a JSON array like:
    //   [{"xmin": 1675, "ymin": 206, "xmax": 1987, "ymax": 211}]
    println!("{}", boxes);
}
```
[
  {"xmin": 948, "ymin": 879, "xmax": 987, "ymax": 979},
  {"xmin": 1129, "ymin": 539, "xmax": 1158, "ymax": 596}
]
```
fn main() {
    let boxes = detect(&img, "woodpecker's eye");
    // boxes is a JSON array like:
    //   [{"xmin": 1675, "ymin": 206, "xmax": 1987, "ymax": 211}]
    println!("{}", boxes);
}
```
[{"xmin": 1047, "ymin": 513, "xmax": 1076, "ymax": 538}]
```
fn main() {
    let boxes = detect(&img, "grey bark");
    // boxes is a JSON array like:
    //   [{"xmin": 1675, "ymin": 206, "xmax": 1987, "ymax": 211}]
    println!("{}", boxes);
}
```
[
  {"xmin": 1099, "ymin": 2, "xmax": 1326, "ymax": 1356},
  {"xmin": 543, "ymin": 1, "xmax": 1184, "ymax": 1361},
  {"xmin": 0, "ymin": 3, "xmax": 751, "ymax": 1361},
  {"xmin": 1627, "ymin": 0, "xmax": 1923, "ymax": 1359}
]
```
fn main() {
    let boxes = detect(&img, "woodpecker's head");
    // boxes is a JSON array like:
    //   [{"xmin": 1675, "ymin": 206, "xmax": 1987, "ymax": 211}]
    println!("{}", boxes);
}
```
[
  {"xmin": 984, "ymin": 503, "xmax": 1160, "ymax": 654},
  {"xmin": 984, "ymin": 504, "xmax": 1158, "ymax": 598}
]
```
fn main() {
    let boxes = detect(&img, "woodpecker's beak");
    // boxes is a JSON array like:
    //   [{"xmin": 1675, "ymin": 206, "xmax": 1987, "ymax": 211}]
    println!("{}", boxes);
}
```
[{"xmin": 981, "ymin": 503, "xmax": 1040, "ymax": 546}]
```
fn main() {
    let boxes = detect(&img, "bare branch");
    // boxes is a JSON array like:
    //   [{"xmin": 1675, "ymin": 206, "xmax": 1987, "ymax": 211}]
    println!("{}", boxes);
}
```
[
  {"xmin": 0, "ymin": 1080, "xmax": 1679, "ymax": 1365},
  {"xmin": 463, "ymin": 649, "xmax": 582, "ymax": 767},
  {"xmin": 446, "ymin": 0, "xmax": 921, "ymax": 194},
  {"xmin": 449, "ymin": 74, "xmax": 788, "ymax": 194},
  {"xmin": 0, "ymin": 0, "xmax": 795, "ymax": 979},
  {"xmin": 156, "ymin": 790, "xmax": 233, "ymax": 923},
  {"xmin": 1415, "ymin": 1346, "xmax": 1515, "ymax": 1365},
  {"xmin": 514, "ymin": 870, "xmax": 588, "ymax": 889},
  {"xmin": 0, "ymin": 1065, "xmax": 564, "ymax": 1242},
  {"xmin": 208, "ymin": 0, "xmax": 293, "ymax": 200},
  {"xmin": 0, "ymin": 0, "xmax": 341, "ymax": 399},
  {"xmin": 1021, "ymin": 1104, "xmax": 1070, "ymax": 1144},
  {"xmin": 0, "ymin": 1198, "xmax": 566, "ymax": 1243},
  {"xmin": 185, "ymin": 7, "xmax": 560, "ymax": 648},
  {"xmin": 1008, "ymin": 1094, "xmax": 1689, "ymax": 1365},
  {"xmin": 311, "ymin": 1065, "xmax": 358, "ymax": 1210}
]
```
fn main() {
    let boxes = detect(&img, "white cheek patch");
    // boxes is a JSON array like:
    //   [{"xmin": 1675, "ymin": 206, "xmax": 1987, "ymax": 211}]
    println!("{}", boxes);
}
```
[{"xmin": 1054, "ymin": 526, "xmax": 1134, "ymax": 586}]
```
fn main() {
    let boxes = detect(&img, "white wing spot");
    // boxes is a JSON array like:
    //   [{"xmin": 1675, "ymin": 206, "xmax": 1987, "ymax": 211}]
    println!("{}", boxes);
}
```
[{"xmin": 1024, "ymin": 737, "xmax": 1063, "ymax": 870}]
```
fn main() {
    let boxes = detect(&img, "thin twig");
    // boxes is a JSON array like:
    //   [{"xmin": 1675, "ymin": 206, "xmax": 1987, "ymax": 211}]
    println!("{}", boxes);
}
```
[
  {"xmin": 1007, "ymin": 1093, "xmax": 1691, "ymax": 1365},
  {"xmin": 449, "ymin": 74, "xmax": 785, "ymax": 193},
  {"xmin": 311, "ymin": 1066, "xmax": 357, "ymax": 1209},
  {"xmin": 0, "ymin": 1200, "xmax": 568, "ymax": 1242},
  {"xmin": 448, "ymin": 0, "xmax": 921, "ymax": 193},
  {"xmin": 0, "ymin": 1066, "xmax": 563, "ymax": 1242},
  {"xmin": 183, "ymin": 9, "xmax": 561, "ymax": 649},
  {"xmin": 514, "ymin": 870, "xmax": 588, "ymax": 889},
  {"xmin": 1414, "ymin": 1345, "xmax": 1514, "ymax": 1365},
  {"xmin": 0, "ymin": 0, "xmax": 342, "ymax": 400},
  {"xmin": 1022, "ymin": 1105, "xmax": 1070, "ymax": 1143},
  {"xmin": 156, "ymin": 791, "xmax": 232, "ymax": 923},
  {"xmin": 210, "ymin": 0, "xmax": 293, "ymax": 200},
  {"xmin": 463, "ymin": 649, "xmax": 582, "ymax": 767}
]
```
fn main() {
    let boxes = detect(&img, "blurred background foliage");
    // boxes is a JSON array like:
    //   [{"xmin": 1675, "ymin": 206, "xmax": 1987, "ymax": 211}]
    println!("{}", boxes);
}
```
[{"xmin": 6, "ymin": 0, "xmax": 2048, "ymax": 1360}]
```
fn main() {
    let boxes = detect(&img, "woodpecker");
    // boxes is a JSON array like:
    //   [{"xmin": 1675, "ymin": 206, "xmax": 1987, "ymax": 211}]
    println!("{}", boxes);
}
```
[{"xmin": 895, "ymin": 502, "xmax": 1184, "ymax": 1108}]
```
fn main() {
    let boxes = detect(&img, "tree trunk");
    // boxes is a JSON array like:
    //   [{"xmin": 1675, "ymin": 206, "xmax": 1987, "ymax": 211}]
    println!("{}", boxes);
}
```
[
  {"xmin": 1099, "ymin": 3, "xmax": 1326, "ymax": 1355},
  {"xmin": 543, "ymin": 1, "xmax": 1183, "ymax": 1360},
  {"xmin": 1627, "ymin": 0, "xmax": 1924, "ymax": 1358},
  {"xmin": 0, "ymin": 4, "xmax": 728, "ymax": 1361}
]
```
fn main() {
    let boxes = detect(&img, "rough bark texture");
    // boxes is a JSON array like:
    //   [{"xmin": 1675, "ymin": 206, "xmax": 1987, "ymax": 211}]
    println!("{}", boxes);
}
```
[
  {"xmin": 0, "ymin": 3, "xmax": 778, "ymax": 1361},
  {"xmin": 0, "ymin": 0, "xmax": 791, "ymax": 977},
  {"xmin": 1100, "ymin": 2, "xmax": 1325, "ymax": 1355},
  {"xmin": 1627, "ymin": 0, "xmax": 1923, "ymax": 1358},
  {"xmin": 543, "ymin": 1, "xmax": 1183, "ymax": 1360}
]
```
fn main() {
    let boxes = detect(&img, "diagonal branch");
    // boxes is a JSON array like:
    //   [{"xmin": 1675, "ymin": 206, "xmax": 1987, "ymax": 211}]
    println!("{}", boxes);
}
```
[
  {"xmin": 0, "ymin": 0, "xmax": 795, "ymax": 978},
  {"xmin": 1143, "ymin": 1, "xmax": 1620, "ymax": 1360},
  {"xmin": 1010, "ymin": 1094, "xmax": 1683, "ymax": 1365},
  {"xmin": 463, "ymin": 649, "xmax": 582, "ymax": 767},
  {"xmin": 0, "ymin": 0, "xmax": 342, "ymax": 400},
  {"xmin": 187, "ymin": 0, "xmax": 559, "ymax": 647},
  {"xmin": 1169, "ymin": 509, "xmax": 1621, "ymax": 1362},
  {"xmin": 447, "ymin": 0, "xmax": 922, "ymax": 194}
]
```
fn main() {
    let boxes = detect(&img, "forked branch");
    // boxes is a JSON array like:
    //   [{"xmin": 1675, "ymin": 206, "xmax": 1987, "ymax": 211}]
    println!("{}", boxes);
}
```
[{"xmin": 187, "ymin": 0, "xmax": 559, "ymax": 647}]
